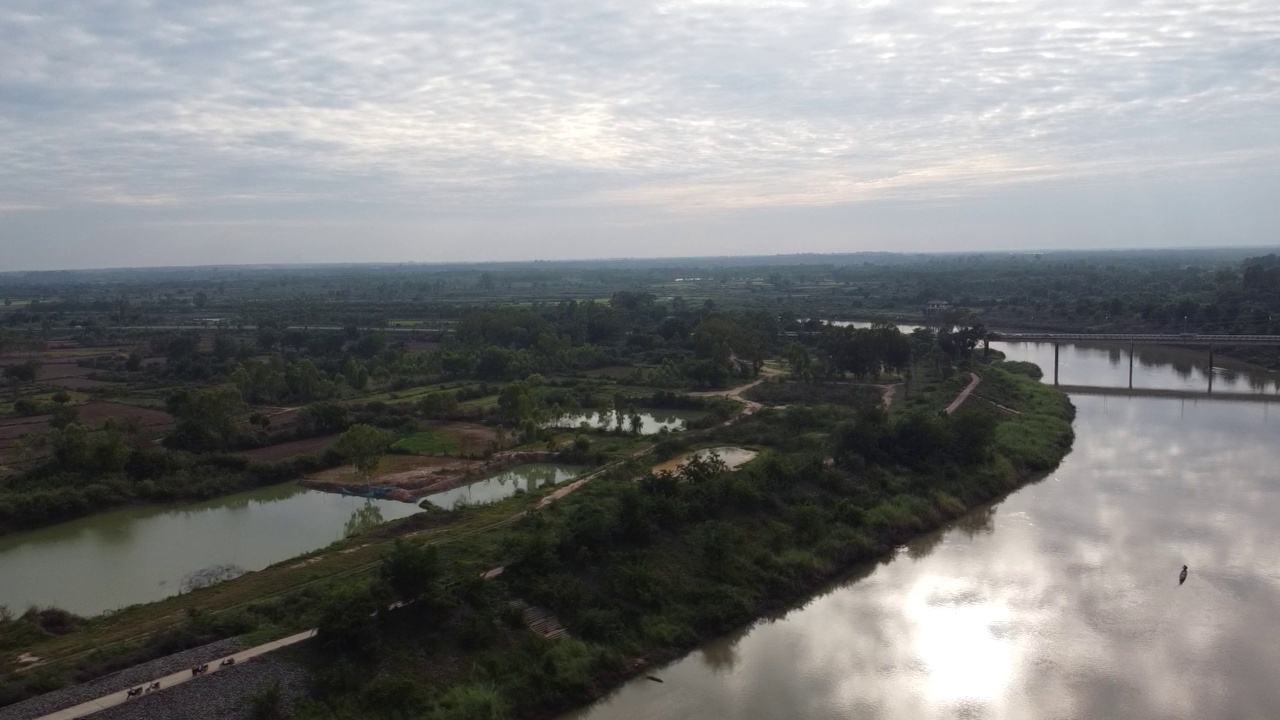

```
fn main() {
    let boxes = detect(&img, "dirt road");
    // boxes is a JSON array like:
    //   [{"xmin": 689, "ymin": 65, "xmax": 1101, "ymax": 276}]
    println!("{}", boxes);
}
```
[{"xmin": 944, "ymin": 372, "xmax": 981, "ymax": 415}]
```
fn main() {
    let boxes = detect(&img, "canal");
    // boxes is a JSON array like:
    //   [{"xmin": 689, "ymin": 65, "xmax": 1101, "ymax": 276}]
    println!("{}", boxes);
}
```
[
  {"xmin": 562, "ymin": 340, "xmax": 1280, "ymax": 719},
  {"xmin": 0, "ymin": 484, "xmax": 422, "ymax": 617}
]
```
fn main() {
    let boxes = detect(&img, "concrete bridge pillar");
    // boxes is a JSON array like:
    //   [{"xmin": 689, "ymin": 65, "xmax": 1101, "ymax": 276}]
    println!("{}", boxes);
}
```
[
  {"xmin": 1128, "ymin": 343, "xmax": 1134, "ymax": 389},
  {"xmin": 1054, "ymin": 343, "xmax": 1059, "ymax": 386},
  {"xmin": 1208, "ymin": 344, "xmax": 1214, "ymax": 394}
]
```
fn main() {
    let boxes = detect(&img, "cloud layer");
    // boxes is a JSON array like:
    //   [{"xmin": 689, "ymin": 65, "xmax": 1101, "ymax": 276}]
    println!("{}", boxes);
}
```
[{"xmin": 1, "ymin": 0, "xmax": 1279, "ymax": 267}]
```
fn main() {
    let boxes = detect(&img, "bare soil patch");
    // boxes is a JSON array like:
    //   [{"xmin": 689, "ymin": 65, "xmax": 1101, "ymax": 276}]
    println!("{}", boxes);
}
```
[
  {"xmin": 437, "ymin": 422, "xmax": 498, "ymax": 455},
  {"xmin": 47, "ymin": 377, "xmax": 118, "ymax": 389},
  {"xmin": 241, "ymin": 434, "xmax": 339, "ymax": 462},
  {"xmin": 35, "ymin": 363, "xmax": 94, "ymax": 381},
  {"xmin": 75, "ymin": 402, "xmax": 173, "ymax": 428},
  {"xmin": 306, "ymin": 455, "xmax": 483, "ymax": 493},
  {"xmin": 0, "ymin": 416, "xmax": 53, "ymax": 440}
]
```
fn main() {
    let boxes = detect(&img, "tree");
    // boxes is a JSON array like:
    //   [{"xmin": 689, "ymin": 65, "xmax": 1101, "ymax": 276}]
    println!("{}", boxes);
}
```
[
  {"xmin": 417, "ymin": 391, "xmax": 459, "ymax": 419},
  {"xmin": 352, "ymin": 333, "xmax": 386, "ymax": 359},
  {"xmin": 212, "ymin": 333, "xmax": 237, "ymax": 361},
  {"xmin": 316, "ymin": 584, "xmax": 380, "ymax": 656},
  {"xmin": 378, "ymin": 540, "xmax": 442, "ymax": 605},
  {"xmin": 785, "ymin": 342, "xmax": 812, "ymax": 382},
  {"xmin": 256, "ymin": 326, "xmax": 280, "ymax": 352},
  {"xmin": 4, "ymin": 361, "xmax": 37, "ymax": 399},
  {"xmin": 125, "ymin": 352, "xmax": 143, "ymax": 372},
  {"xmin": 165, "ymin": 387, "xmax": 245, "ymax": 451},
  {"xmin": 497, "ymin": 381, "xmax": 535, "ymax": 425},
  {"xmin": 165, "ymin": 333, "xmax": 201, "ymax": 363},
  {"xmin": 298, "ymin": 402, "xmax": 348, "ymax": 435},
  {"xmin": 50, "ymin": 404, "xmax": 78, "ymax": 430},
  {"xmin": 334, "ymin": 424, "xmax": 392, "ymax": 478}
]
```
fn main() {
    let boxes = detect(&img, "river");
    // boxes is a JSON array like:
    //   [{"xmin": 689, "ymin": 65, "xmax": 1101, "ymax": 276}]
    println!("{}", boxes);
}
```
[{"xmin": 562, "ymin": 340, "xmax": 1280, "ymax": 719}]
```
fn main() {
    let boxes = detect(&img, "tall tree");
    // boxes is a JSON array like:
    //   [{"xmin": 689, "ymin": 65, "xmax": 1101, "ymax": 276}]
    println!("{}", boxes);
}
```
[{"xmin": 334, "ymin": 424, "xmax": 393, "ymax": 478}]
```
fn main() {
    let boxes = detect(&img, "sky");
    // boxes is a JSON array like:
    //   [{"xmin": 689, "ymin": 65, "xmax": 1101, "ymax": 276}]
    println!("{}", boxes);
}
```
[{"xmin": 2, "ymin": 0, "xmax": 1279, "ymax": 270}]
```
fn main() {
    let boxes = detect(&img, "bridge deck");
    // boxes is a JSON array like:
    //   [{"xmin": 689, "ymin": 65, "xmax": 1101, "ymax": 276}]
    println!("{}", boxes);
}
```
[
  {"xmin": 992, "ymin": 333, "xmax": 1280, "ymax": 347},
  {"xmin": 1056, "ymin": 385, "xmax": 1280, "ymax": 403}
]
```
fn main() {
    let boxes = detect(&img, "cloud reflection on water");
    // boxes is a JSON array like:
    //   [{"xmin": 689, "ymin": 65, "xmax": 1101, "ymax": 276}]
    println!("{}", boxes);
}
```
[{"xmin": 564, "ymin": 367, "xmax": 1280, "ymax": 720}]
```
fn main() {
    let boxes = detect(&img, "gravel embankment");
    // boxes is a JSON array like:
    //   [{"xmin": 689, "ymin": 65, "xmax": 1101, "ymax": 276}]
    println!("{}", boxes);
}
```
[
  {"xmin": 0, "ymin": 638, "xmax": 244, "ymax": 720},
  {"xmin": 90, "ymin": 655, "xmax": 310, "ymax": 720}
]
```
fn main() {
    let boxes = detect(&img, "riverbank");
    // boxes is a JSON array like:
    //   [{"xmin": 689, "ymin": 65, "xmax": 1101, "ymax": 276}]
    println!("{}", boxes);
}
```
[
  {"xmin": 0, "ymin": 365, "xmax": 1072, "ymax": 718},
  {"xmin": 283, "ymin": 364, "xmax": 1075, "ymax": 720}
]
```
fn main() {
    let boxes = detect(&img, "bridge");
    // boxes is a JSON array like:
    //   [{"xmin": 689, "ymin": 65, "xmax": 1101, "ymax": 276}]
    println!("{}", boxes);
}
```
[
  {"xmin": 987, "ymin": 331, "xmax": 1280, "ymax": 390},
  {"xmin": 1055, "ymin": 385, "xmax": 1280, "ymax": 404},
  {"xmin": 989, "ymin": 332, "xmax": 1280, "ymax": 347}
]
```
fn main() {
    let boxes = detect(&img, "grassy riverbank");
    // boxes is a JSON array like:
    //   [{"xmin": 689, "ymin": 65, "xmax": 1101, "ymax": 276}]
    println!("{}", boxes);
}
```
[{"xmin": 284, "ymin": 365, "xmax": 1073, "ymax": 720}]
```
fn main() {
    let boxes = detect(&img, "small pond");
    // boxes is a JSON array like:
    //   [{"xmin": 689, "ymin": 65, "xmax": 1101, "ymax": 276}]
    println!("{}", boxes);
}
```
[
  {"xmin": 652, "ymin": 446, "xmax": 759, "ymax": 474},
  {"xmin": 550, "ymin": 408, "xmax": 705, "ymax": 435},
  {"xmin": 420, "ymin": 463, "xmax": 587, "ymax": 510}
]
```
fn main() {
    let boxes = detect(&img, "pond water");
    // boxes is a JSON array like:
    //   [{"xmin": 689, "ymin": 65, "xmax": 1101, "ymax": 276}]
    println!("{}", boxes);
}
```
[
  {"xmin": 551, "ymin": 409, "xmax": 705, "ymax": 435},
  {"xmin": 562, "ymin": 339, "xmax": 1280, "ymax": 720},
  {"xmin": 420, "ymin": 463, "xmax": 587, "ymax": 510},
  {"xmin": 652, "ymin": 447, "xmax": 759, "ymax": 474},
  {"xmin": 0, "ymin": 484, "xmax": 421, "ymax": 617}
]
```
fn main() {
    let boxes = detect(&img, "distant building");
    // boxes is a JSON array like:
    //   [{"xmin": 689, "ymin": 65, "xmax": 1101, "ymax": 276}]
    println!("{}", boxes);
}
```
[{"xmin": 923, "ymin": 300, "xmax": 952, "ymax": 316}]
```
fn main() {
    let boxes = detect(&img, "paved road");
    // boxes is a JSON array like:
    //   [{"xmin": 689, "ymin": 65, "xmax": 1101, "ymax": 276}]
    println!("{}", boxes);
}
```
[
  {"xmin": 944, "ymin": 372, "xmax": 981, "ymax": 415},
  {"xmin": 30, "ymin": 630, "xmax": 315, "ymax": 720}
]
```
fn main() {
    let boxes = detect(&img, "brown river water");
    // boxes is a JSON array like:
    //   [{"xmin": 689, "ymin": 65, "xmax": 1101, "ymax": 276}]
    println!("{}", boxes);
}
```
[{"xmin": 562, "ymin": 340, "xmax": 1280, "ymax": 720}]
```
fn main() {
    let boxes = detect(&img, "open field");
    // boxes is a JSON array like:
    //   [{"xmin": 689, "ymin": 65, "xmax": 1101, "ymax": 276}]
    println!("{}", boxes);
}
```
[
  {"xmin": 34, "ymin": 364, "xmax": 94, "ymax": 381},
  {"xmin": 392, "ymin": 429, "xmax": 459, "ymax": 455},
  {"xmin": 45, "ymin": 378, "xmax": 118, "ymax": 390},
  {"xmin": 240, "ymin": 434, "xmax": 340, "ymax": 462},
  {"xmin": 75, "ymin": 403, "xmax": 173, "ymax": 428}
]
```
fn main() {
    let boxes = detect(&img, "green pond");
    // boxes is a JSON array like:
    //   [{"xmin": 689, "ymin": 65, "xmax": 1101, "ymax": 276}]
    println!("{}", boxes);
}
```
[
  {"xmin": 0, "ymin": 483, "xmax": 421, "ymax": 617},
  {"xmin": 421, "ymin": 463, "xmax": 587, "ymax": 510}
]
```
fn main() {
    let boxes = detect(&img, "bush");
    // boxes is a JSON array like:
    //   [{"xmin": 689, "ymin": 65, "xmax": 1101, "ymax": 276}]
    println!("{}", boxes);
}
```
[{"xmin": 247, "ymin": 682, "xmax": 286, "ymax": 720}]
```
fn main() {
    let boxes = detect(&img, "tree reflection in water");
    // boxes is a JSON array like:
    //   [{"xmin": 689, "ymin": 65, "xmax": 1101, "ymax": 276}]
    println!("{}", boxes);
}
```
[
  {"xmin": 954, "ymin": 504, "xmax": 997, "ymax": 539},
  {"xmin": 343, "ymin": 500, "xmax": 385, "ymax": 538},
  {"xmin": 700, "ymin": 633, "xmax": 742, "ymax": 675}
]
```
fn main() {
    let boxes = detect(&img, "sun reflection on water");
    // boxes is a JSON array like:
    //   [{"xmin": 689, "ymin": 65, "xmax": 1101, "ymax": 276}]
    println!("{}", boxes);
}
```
[{"xmin": 907, "ymin": 576, "xmax": 1014, "ymax": 707}]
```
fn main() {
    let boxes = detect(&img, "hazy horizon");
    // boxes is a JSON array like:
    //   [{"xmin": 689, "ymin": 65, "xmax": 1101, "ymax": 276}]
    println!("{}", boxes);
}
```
[
  {"xmin": 5, "ymin": 244, "xmax": 1279, "ymax": 277},
  {"xmin": 3, "ymin": 1, "xmax": 1279, "ymax": 270}
]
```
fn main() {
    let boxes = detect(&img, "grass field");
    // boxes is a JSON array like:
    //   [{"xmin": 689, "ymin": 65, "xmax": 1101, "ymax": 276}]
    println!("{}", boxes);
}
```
[{"xmin": 392, "ymin": 429, "xmax": 461, "ymax": 455}]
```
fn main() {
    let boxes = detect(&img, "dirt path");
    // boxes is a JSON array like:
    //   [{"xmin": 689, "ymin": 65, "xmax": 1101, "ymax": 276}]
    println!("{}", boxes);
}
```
[
  {"xmin": 944, "ymin": 372, "xmax": 981, "ymax": 415},
  {"xmin": 690, "ymin": 367, "xmax": 781, "ymax": 416},
  {"xmin": 29, "ymin": 630, "xmax": 316, "ymax": 720}
]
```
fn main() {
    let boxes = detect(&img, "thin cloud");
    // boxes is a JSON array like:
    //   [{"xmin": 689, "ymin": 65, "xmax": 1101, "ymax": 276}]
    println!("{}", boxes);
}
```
[{"xmin": 0, "ymin": 0, "xmax": 1278, "ymax": 265}]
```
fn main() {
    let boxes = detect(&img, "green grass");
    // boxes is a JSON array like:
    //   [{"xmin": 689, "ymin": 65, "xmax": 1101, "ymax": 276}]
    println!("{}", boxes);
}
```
[
  {"xmin": 352, "ymin": 383, "xmax": 472, "ymax": 405},
  {"xmin": 980, "ymin": 367, "xmax": 1076, "ymax": 471},
  {"xmin": 392, "ymin": 430, "xmax": 461, "ymax": 456},
  {"xmin": 458, "ymin": 394, "xmax": 499, "ymax": 410}
]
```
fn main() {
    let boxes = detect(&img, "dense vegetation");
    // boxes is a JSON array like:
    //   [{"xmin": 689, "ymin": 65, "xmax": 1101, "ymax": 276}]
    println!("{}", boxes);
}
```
[
  {"xmin": 11, "ymin": 249, "xmax": 1262, "ymax": 717},
  {"xmin": 279, "ymin": 366, "xmax": 1072, "ymax": 719}
]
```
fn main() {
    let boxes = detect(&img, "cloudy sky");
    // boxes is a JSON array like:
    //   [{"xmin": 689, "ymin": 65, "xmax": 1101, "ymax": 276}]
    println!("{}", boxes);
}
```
[{"xmin": 2, "ymin": 0, "xmax": 1279, "ymax": 270}]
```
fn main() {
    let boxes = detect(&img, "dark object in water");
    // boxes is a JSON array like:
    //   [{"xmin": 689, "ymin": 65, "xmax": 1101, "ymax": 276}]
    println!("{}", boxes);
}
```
[
  {"xmin": 1179, "ymin": 565, "xmax": 1188, "ymax": 585},
  {"xmin": 646, "ymin": 675, "xmax": 664, "ymax": 683}
]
